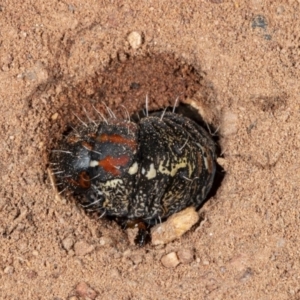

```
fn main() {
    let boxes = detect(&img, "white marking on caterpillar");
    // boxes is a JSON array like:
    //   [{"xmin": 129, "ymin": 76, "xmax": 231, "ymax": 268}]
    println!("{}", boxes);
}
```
[
  {"xmin": 128, "ymin": 162, "xmax": 138, "ymax": 175},
  {"xmin": 146, "ymin": 163, "xmax": 157, "ymax": 179},
  {"xmin": 90, "ymin": 160, "xmax": 99, "ymax": 167},
  {"xmin": 103, "ymin": 179, "xmax": 123, "ymax": 188}
]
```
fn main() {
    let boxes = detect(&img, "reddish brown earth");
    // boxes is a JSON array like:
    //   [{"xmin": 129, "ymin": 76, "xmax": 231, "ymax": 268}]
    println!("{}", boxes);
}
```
[{"xmin": 0, "ymin": 1, "xmax": 299, "ymax": 299}]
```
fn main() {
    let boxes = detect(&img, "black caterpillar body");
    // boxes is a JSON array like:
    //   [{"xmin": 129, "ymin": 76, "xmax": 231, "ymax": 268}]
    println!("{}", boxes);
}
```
[{"xmin": 51, "ymin": 109, "xmax": 216, "ymax": 237}]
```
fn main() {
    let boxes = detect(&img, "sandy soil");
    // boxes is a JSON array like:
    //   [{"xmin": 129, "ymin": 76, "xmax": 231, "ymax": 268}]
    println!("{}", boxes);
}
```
[{"xmin": 1, "ymin": 1, "xmax": 300, "ymax": 299}]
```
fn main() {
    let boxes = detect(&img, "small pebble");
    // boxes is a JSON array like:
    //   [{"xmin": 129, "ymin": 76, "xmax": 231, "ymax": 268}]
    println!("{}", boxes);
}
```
[
  {"xmin": 130, "ymin": 254, "xmax": 143, "ymax": 265},
  {"xmin": 24, "ymin": 71, "xmax": 37, "ymax": 81},
  {"xmin": 202, "ymin": 260, "xmax": 210, "ymax": 265},
  {"xmin": 99, "ymin": 236, "xmax": 114, "ymax": 246},
  {"xmin": 1, "ymin": 64, "xmax": 9, "ymax": 72},
  {"xmin": 110, "ymin": 268, "xmax": 121, "ymax": 279},
  {"xmin": 151, "ymin": 207, "xmax": 199, "ymax": 245},
  {"xmin": 177, "ymin": 249, "xmax": 194, "ymax": 264},
  {"xmin": 127, "ymin": 31, "xmax": 142, "ymax": 49},
  {"xmin": 27, "ymin": 270, "xmax": 38, "ymax": 279},
  {"xmin": 4, "ymin": 266, "xmax": 14, "ymax": 274},
  {"xmin": 100, "ymin": 235, "xmax": 115, "ymax": 246},
  {"xmin": 276, "ymin": 6, "xmax": 285, "ymax": 15},
  {"xmin": 123, "ymin": 249, "xmax": 132, "ymax": 257},
  {"xmin": 75, "ymin": 281, "xmax": 98, "ymax": 300},
  {"xmin": 127, "ymin": 280, "xmax": 138, "ymax": 287},
  {"xmin": 74, "ymin": 241, "xmax": 95, "ymax": 256},
  {"xmin": 161, "ymin": 252, "xmax": 180, "ymax": 268},
  {"xmin": 51, "ymin": 112, "xmax": 59, "ymax": 120},
  {"xmin": 118, "ymin": 51, "xmax": 128, "ymax": 62},
  {"xmin": 239, "ymin": 268, "xmax": 253, "ymax": 283},
  {"xmin": 99, "ymin": 237, "xmax": 106, "ymax": 246},
  {"xmin": 252, "ymin": 15, "xmax": 268, "ymax": 30},
  {"xmin": 62, "ymin": 236, "xmax": 74, "ymax": 251}
]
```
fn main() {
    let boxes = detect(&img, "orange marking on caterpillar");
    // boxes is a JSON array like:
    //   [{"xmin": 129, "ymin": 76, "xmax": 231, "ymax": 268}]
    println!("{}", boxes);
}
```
[
  {"xmin": 81, "ymin": 141, "xmax": 93, "ymax": 150},
  {"xmin": 67, "ymin": 135, "xmax": 80, "ymax": 144},
  {"xmin": 97, "ymin": 134, "xmax": 137, "ymax": 150},
  {"xmin": 98, "ymin": 155, "xmax": 130, "ymax": 176},
  {"xmin": 67, "ymin": 171, "xmax": 91, "ymax": 189}
]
